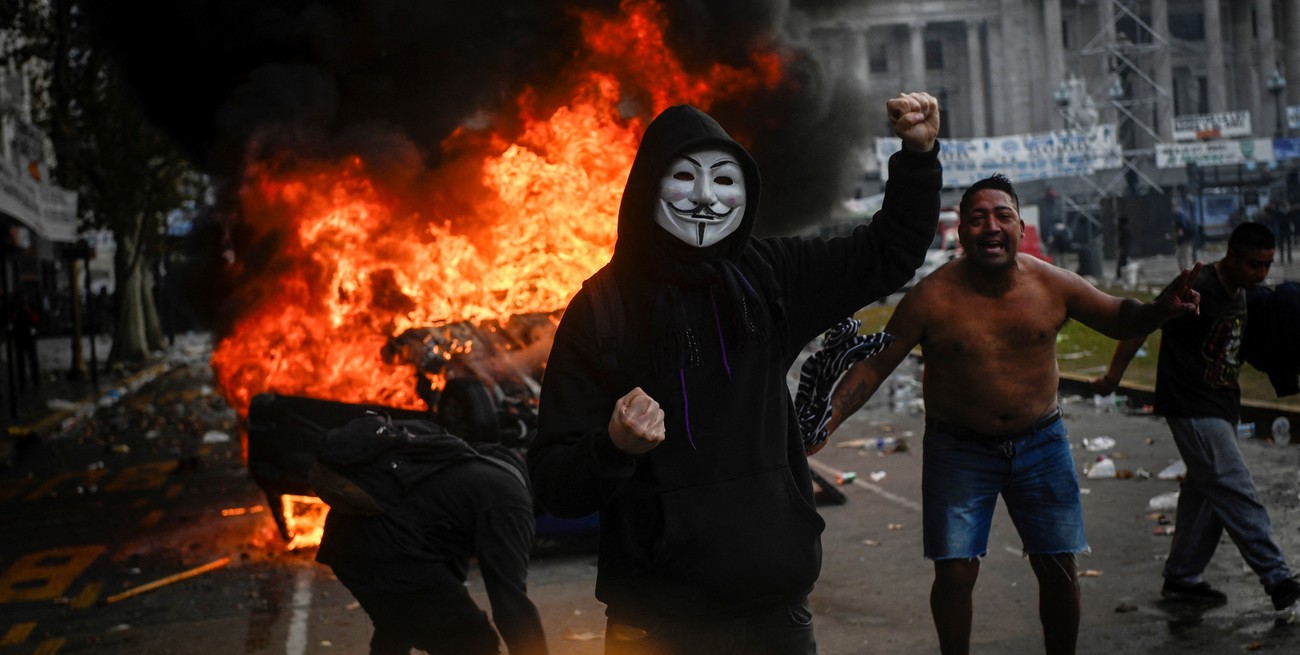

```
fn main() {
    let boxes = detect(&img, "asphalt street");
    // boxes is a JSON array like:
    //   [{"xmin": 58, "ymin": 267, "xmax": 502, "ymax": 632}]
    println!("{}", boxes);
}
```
[{"xmin": 0, "ymin": 248, "xmax": 1297, "ymax": 655}]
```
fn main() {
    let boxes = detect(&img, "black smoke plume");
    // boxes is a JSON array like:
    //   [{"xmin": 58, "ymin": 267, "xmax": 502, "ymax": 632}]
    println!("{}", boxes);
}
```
[{"xmin": 88, "ymin": 1, "xmax": 876, "ymax": 327}]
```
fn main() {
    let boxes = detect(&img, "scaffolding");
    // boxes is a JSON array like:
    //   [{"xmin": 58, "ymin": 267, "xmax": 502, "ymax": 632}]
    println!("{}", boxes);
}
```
[{"xmin": 1055, "ymin": 0, "xmax": 1173, "ymax": 273}]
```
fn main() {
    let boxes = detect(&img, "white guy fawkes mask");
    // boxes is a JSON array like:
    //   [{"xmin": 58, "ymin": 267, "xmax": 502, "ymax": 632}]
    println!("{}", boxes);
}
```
[{"xmin": 653, "ymin": 147, "xmax": 747, "ymax": 248}]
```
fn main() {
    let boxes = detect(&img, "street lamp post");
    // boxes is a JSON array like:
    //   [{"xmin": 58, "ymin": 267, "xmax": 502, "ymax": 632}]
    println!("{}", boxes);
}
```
[{"xmin": 1266, "ymin": 67, "xmax": 1287, "ymax": 138}]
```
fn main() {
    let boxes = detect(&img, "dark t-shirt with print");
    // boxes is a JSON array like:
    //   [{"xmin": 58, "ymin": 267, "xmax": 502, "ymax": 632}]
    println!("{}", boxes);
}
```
[{"xmin": 1155, "ymin": 264, "xmax": 1245, "ymax": 421}]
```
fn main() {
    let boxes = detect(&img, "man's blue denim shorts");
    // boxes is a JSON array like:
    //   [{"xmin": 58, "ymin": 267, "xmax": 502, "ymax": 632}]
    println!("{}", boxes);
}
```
[{"xmin": 921, "ymin": 412, "xmax": 1089, "ymax": 560}]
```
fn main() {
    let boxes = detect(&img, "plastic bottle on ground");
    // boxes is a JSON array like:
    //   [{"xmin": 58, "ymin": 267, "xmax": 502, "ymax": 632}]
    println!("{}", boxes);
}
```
[{"xmin": 1272, "ymin": 417, "xmax": 1291, "ymax": 446}]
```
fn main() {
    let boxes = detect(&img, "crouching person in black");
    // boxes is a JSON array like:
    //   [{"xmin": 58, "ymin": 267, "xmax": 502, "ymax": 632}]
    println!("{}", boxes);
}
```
[{"xmin": 312, "ymin": 413, "xmax": 548, "ymax": 655}]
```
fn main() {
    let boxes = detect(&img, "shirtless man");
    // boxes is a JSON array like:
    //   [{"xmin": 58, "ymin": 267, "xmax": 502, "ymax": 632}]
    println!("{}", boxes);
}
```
[{"xmin": 825, "ymin": 173, "xmax": 1201, "ymax": 655}]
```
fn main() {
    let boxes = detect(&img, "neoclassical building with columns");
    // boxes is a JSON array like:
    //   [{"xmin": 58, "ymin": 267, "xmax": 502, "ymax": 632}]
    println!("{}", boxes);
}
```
[
  {"xmin": 805, "ymin": 0, "xmax": 1299, "ymax": 259},
  {"xmin": 808, "ymin": 0, "xmax": 1298, "ymax": 141}
]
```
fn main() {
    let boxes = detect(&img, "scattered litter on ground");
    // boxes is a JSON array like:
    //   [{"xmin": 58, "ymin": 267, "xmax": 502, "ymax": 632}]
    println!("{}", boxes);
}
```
[
  {"xmin": 1083, "ymin": 436, "xmax": 1116, "ymax": 451},
  {"xmin": 869, "ymin": 471, "xmax": 886, "ymax": 482},
  {"xmin": 837, "ymin": 436, "xmax": 909, "ymax": 454},
  {"xmin": 1147, "ymin": 491, "xmax": 1180, "ymax": 512},
  {"xmin": 563, "ymin": 629, "xmax": 602, "ymax": 641},
  {"xmin": 202, "ymin": 430, "xmax": 232, "ymax": 444},
  {"xmin": 1085, "ymin": 455, "xmax": 1116, "ymax": 478},
  {"xmin": 1079, "ymin": 570, "xmax": 1103, "ymax": 577},
  {"xmin": 1156, "ymin": 460, "xmax": 1186, "ymax": 480}
]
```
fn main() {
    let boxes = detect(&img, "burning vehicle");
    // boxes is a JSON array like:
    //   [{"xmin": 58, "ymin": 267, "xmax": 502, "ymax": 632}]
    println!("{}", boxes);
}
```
[{"xmin": 246, "ymin": 311, "xmax": 561, "ymax": 548}]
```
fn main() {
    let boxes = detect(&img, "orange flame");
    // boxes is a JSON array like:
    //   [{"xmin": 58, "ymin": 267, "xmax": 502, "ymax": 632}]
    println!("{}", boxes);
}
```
[{"xmin": 210, "ymin": 0, "xmax": 786, "ymax": 548}]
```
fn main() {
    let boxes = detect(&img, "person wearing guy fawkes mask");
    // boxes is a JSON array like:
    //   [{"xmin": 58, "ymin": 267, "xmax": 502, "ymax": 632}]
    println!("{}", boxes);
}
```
[{"xmin": 529, "ymin": 93, "xmax": 941, "ymax": 654}]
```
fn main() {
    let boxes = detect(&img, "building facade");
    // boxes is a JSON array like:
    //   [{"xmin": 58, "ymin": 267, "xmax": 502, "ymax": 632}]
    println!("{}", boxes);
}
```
[
  {"xmin": 809, "ymin": 0, "xmax": 1298, "ymax": 143},
  {"xmin": 807, "ymin": 0, "xmax": 1300, "ymax": 265}
]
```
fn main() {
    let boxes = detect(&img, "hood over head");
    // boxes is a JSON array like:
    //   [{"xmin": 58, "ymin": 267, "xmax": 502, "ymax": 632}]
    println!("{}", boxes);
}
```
[{"xmin": 612, "ymin": 105, "xmax": 761, "ymax": 277}]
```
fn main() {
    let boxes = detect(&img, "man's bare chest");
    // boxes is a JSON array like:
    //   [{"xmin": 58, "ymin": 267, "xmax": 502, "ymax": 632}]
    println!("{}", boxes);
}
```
[{"xmin": 922, "ymin": 293, "xmax": 1064, "ymax": 360}]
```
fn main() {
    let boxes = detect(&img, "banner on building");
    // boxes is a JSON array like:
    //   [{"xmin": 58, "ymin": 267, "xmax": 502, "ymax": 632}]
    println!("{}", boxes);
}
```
[
  {"xmin": 1274, "ymin": 136, "xmax": 1300, "ymax": 162},
  {"xmin": 1154, "ymin": 139, "xmax": 1275, "ymax": 168},
  {"xmin": 876, "ymin": 124, "xmax": 1121, "ymax": 188},
  {"xmin": 0, "ymin": 160, "xmax": 79, "ymax": 243},
  {"xmin": 1171, "ymin": 111, "xmax": 1252, "ymax": 141}
]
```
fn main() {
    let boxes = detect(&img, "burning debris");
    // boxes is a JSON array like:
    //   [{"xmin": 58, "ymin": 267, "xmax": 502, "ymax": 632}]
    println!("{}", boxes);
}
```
[{"xmin": 382, "ymin": 312, "xmax": 558, "ymax": 445}]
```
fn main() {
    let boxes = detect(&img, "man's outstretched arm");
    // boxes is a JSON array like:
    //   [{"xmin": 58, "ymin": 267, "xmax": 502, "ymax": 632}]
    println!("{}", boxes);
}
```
[{"xmin": 825, "ymin": 292, "xmax": 926, "ymax": 438}]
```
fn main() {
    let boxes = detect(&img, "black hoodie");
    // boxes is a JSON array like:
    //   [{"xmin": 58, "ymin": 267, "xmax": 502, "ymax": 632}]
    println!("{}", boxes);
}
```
[{"xmin": 529, "ymin": 105, "xmax": 940, "ymax": 620}]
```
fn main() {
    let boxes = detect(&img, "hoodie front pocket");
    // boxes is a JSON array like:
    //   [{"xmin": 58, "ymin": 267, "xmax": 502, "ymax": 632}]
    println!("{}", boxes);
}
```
[{"xmin": 653, "ymin": 466, "xmax": 825, "ymax": 602}]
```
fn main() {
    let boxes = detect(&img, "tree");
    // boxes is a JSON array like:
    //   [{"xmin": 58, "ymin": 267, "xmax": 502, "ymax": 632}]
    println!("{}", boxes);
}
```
[{"xmin": 1, "ymin": 0, "xmax": 209, "ymax": 366}]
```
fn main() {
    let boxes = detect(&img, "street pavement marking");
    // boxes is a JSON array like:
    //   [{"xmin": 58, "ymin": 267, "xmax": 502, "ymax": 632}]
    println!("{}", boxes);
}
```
[
  {"xmin": 0, "ymin": 622, "xmax": 35, "ymax": 646},
  {"xmin": 808, "ymin": 459, "xmax": 922, "ymax": 513},
  {"xmin": 22, "ymin": 470, "xmax": 107, "ymax": 502},
  {"xmin": 286, "ymin": 566, "xmax": 314, "ymax": 655},
  {"xmin": 0, "ymin": 546, "xmax": 106, "ymax": 603},
  {"xmin": 33, "ymin": 637, "xmax": 64, "ymax": 655},
  {"xmin": 69, "ymin": 582, "xmax": 101, "ymax": 609},
  {"xmin": 103, "ymin": 461, "xmax": 177, "ymax": 492},
  {"xmin": 139, "ymin": 510, "xmax": 164, "ymax": 528}
]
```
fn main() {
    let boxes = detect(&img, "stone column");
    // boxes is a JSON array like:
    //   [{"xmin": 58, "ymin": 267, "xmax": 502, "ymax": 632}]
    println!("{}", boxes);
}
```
[
  {"xmin": 908, "ymin": 20, "xmax": 926, "ymax": 91},
  {"xmin": 1255, "ymin": 0, "xmax": 1279, "ymax": 133},
  {"xmin": 1152, "ymin": 0, "xmax": 1173, "ymax": 140},
  {"xmin": 987, "ymin": 18, "xmax": 1008, "ymax": 135},
  {"xmin": 847, "ymin": 25, "xmax": 869, "ymax": 87},
  {"xmin": 1233, "ymin": 3, "xmax": 1259, "ymax": 126},
  {"xmin": 1204, "ymin": 0, "xmax": 1226, "ymax": 112},
  {"xmin": 1043, "ymin": 0, "xmax": 1065, "ymax": 131},
  {"xmin": 998, "ymin": 0, "xmax": 1031, "ymax": 134},
  {"xmin": 1098, "ymin": 0, "xmax": 1119, "ymax": 125},
  {"xmin": 1289, "ymin": 0, "xmax": 1300, "ymax": 106},
  {"xmin": 966, "ymin": 20, "xmax": 987, "ymax": 137}
]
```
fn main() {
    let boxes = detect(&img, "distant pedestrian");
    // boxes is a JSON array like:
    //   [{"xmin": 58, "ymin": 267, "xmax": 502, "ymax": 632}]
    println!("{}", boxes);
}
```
[
  {"xmin": 1049, "ymin": 219, "xmax": 1074, "ymax": 271},
  {"xmin": 1094, "ymin": 222, "xmax": 1300, "ymax": 613},
  {"xmin": 7, "ymin": 295, "xmax": 41, "ymax": 390},
  {"xmin": 1115, "ymin": 214, "xmax": 1131, "ymax": 281},
  {"xmin": 1172, "ymin": 198, "xmax": 1194, "ymax": 270},
  {"xmin": 1278, "ymin": 201, "xmax": 1294, "ymax": 264}
]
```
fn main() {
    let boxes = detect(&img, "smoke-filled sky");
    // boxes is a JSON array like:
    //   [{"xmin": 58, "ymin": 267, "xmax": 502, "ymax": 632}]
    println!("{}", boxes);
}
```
[{"xmin": 88, "ymin": 0, "xmax": 876, "ymax": 236}]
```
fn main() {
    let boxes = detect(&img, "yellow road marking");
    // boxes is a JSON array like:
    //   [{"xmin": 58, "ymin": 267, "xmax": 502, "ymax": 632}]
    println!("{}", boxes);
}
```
[
  {"xmin": 33, "ymin": 636, "xmax": 64, "ymax": 655},
  {"xmin": 0, "ymin": 546, "xmax": 106, "ymax": 603},
  {"xmin": 22, "ymin": 470, "xmax": 107, "ymax": 502},
  {"xmin": 0, "ymin": 622, "xmax": 35, "ymax": 646},
  {"xmin": 69, "ymin": 582, "xmax": 101, "ymax": 609},
  {"xmin": 103, "ymin": 461, "xmax": 177, "ymax": 493},
  {"xmin": 139, "ymin": 510, "xmax": 163, "ymax": 528}
]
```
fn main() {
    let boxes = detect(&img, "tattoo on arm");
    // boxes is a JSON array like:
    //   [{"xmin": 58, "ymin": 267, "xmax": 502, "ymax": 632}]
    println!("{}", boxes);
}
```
[{"xmin": 835, "ymin": 380, "xmax": 872, "ymax": 417}]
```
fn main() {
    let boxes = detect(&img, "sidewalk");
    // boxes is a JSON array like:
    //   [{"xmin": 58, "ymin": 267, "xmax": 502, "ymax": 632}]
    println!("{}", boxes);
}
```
[{"xmin": 0, "ymin": 333, "xmax": 203, "ymax": 466}]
